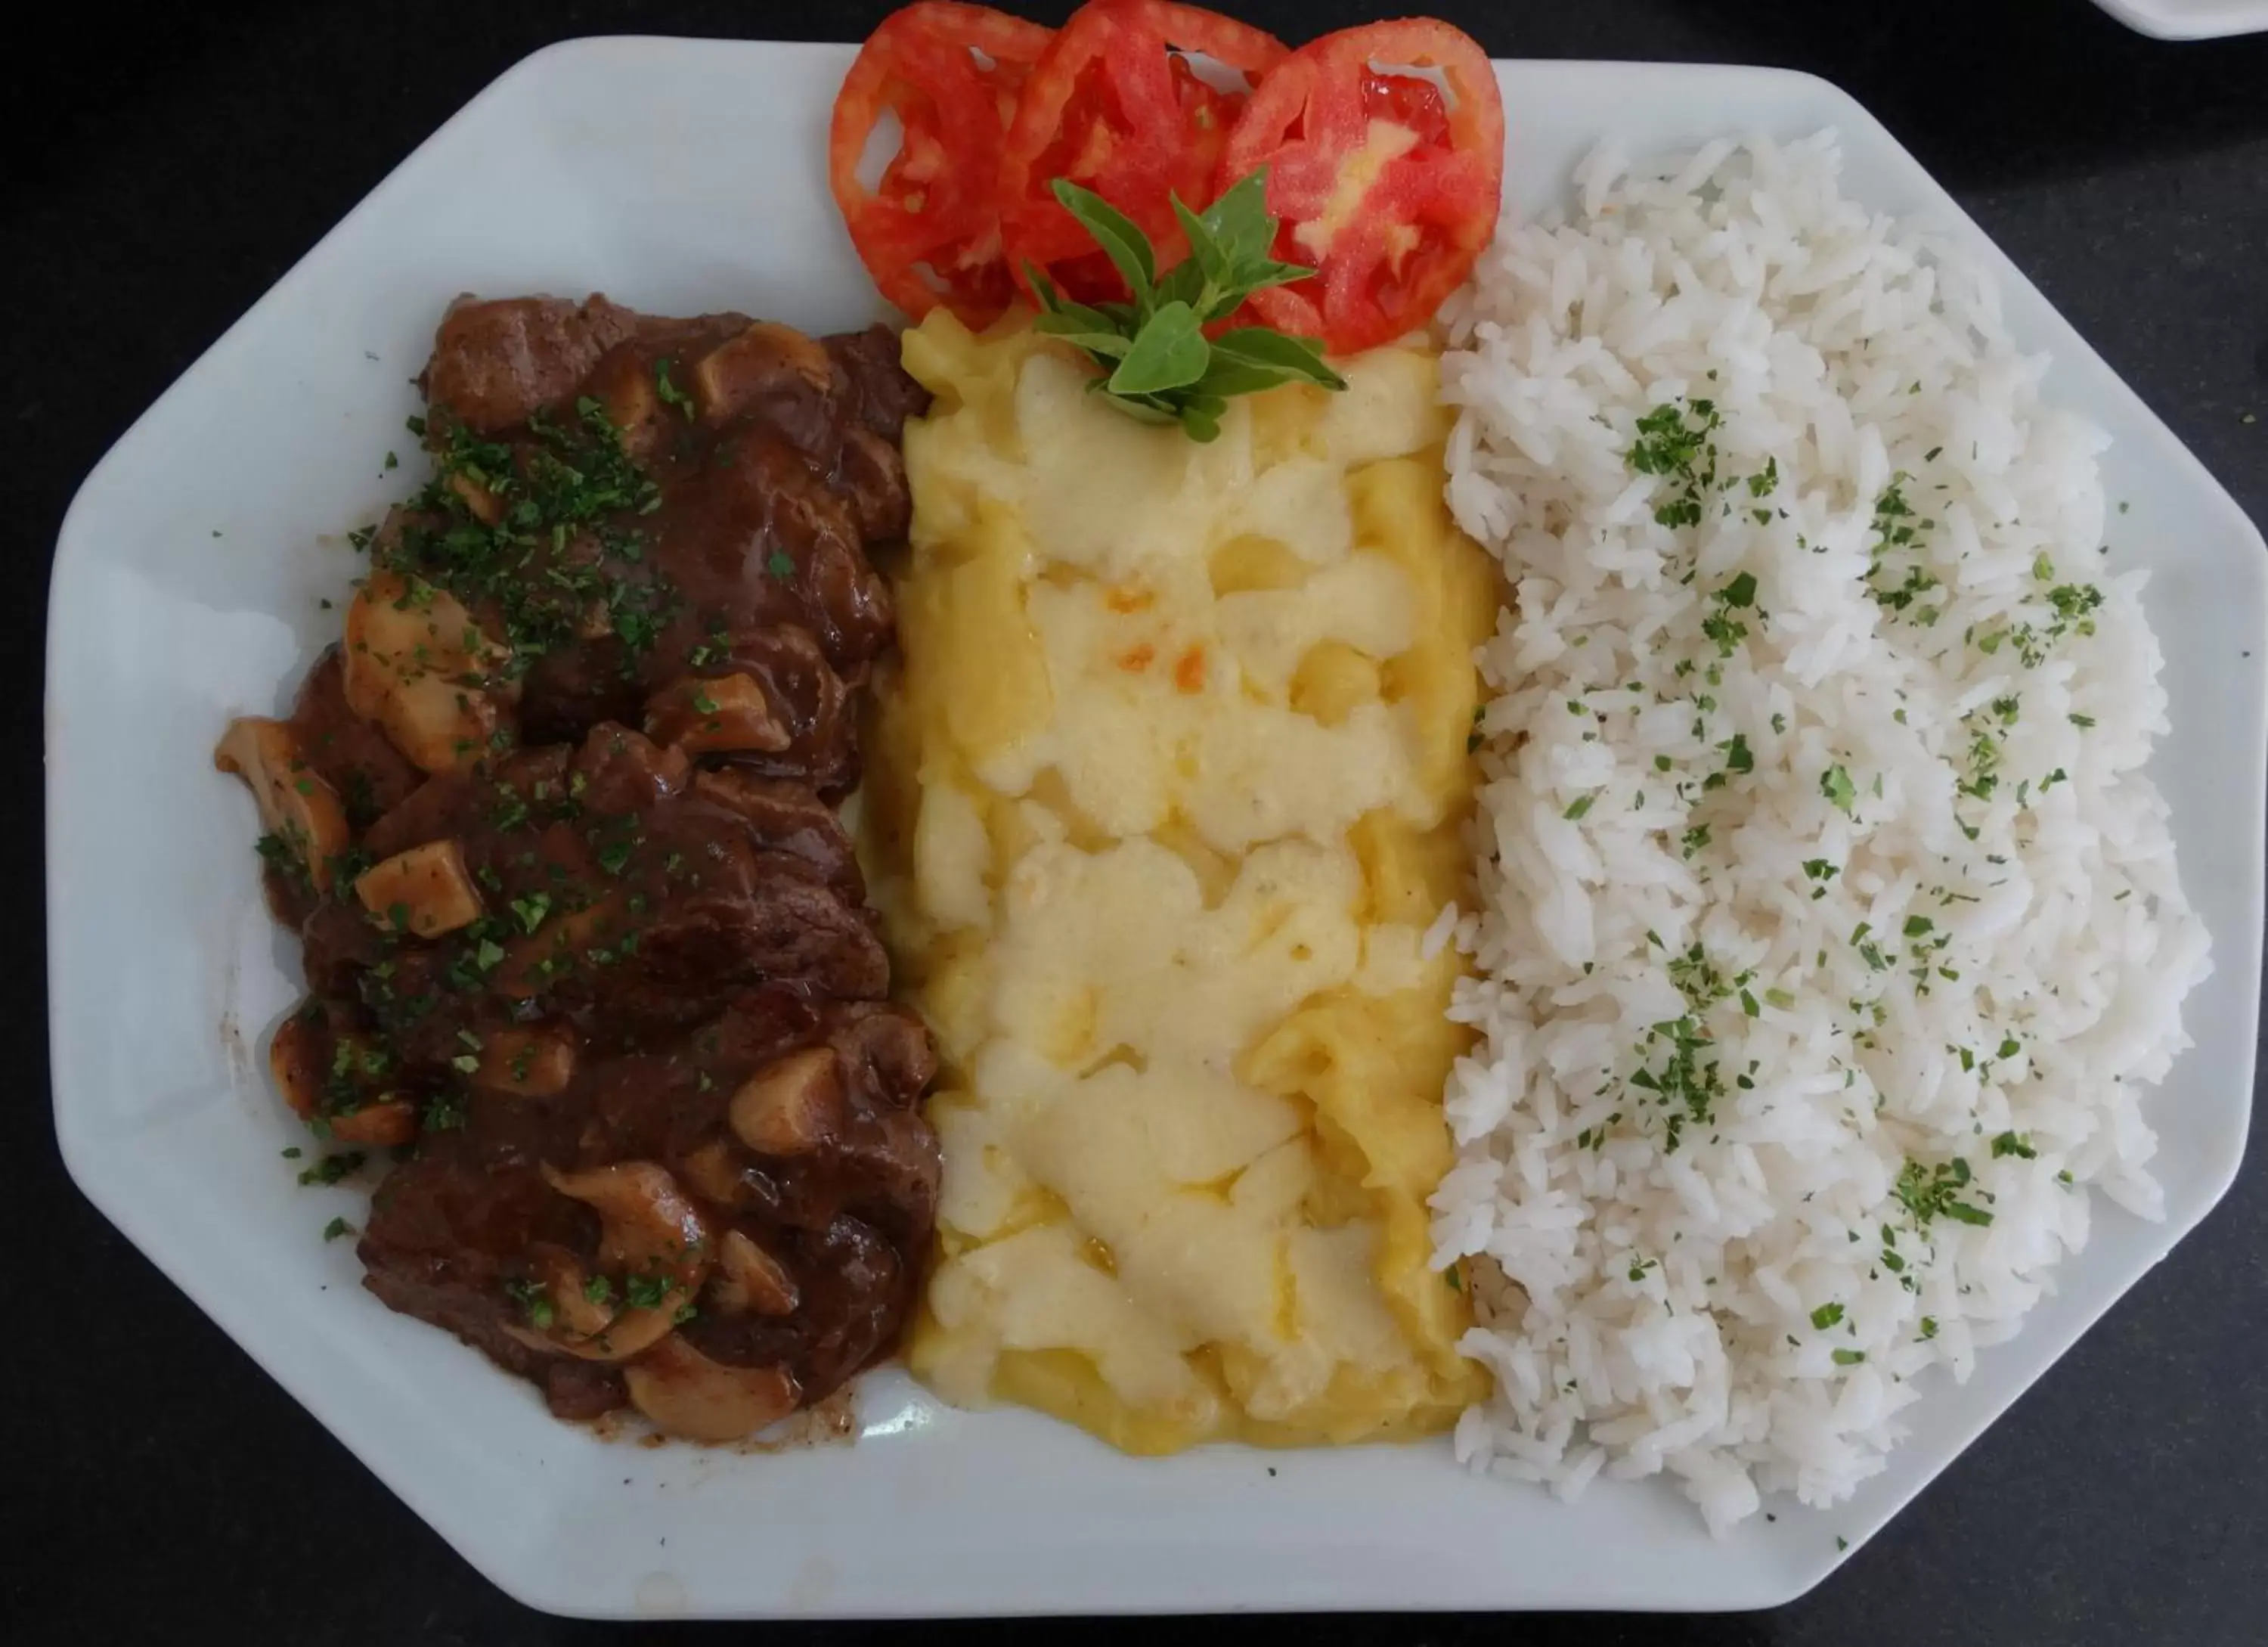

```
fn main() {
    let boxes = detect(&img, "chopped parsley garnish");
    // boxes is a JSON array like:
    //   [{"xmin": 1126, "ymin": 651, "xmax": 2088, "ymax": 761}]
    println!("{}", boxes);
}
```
[
  {"xmin": 505, "ymin": 1278, "xmax": 555, "ymax": 1330},
  {"xmin": 1865, "ymin": 474, "xmax": 1943, "ymax": 620},
  {"xmin": 322, "ymin": 1216, "xmax": 355, "ymax": 1242},
  {"xmin": 1701, "ymin": 572, "xmax": 1758, "ymax": 656},
  {"xmin": 1563, "ymin": 796, "xmax": 1594, "ymax": 820},
  {"xmin": 654, "ymin": 357, "xmax": 696, "ymax": 420},
  {"xmin": 1625, "ymin": 948, "xmax": 1736, "ymax": 1151},
  {"xmin": 1627, "ymin": 398, "xmax": 1723, "ymax": 527},
  {"xmin": 375, "ymin": 392, "xmax": 680, "ymax": 681},
  {"xmin": 1991, "ymin": 1131, "xmax": 2037, "ymax": 1159},
  {"xmin": 1895, "ymin": 1157, "xmax": 1993, "ymax": 1227},
  {"xmin": 297, "ymin": 1151, "xmax": 366, "ymax": 1186},
  {"xmin": 1820, "ymin": 765, "xmax": 1857, "ymax": 814},
  {"xmin": 1811, "ymin": 1301, "xmax": 1845, "ymax": 1330}
]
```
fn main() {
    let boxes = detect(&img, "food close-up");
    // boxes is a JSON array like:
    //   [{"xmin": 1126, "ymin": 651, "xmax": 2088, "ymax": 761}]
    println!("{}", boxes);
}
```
[
  {"xmin": 215, "ymin": 0, "xmax": 2208, "ymax": 1504},
  {"xmin": 42, "ymin": 0, "xmax": 2267, "ymax": 1628}
]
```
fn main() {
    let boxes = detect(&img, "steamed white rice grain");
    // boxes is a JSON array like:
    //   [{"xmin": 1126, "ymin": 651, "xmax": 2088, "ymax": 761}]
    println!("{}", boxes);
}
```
[{"xmin": 1433, "ymin": 132, "xmax": 2208, "ymax": 1534}]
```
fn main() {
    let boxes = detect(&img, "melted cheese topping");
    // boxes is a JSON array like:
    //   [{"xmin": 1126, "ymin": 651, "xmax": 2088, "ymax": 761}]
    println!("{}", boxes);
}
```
[{"xmin": 863, "ymin": 312, "xmax": 1497, "ymax": 1453}]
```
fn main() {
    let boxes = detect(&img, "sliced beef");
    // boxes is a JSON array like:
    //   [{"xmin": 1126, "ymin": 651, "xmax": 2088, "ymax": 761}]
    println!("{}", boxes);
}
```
[
  {"xmin": 221, "ymin": 295, "xmax": 941, "ymax": 1443},
  {"xmin": 421, "ymin": 294, "xmax": 643, "ymax": 433},
  {"xmin": 377, "ymin": 293, "xmax": 923, "ymax": 799},
  {"xmin": 355, "ymin": 990, "xmax": 940, "ymax": 1425}
]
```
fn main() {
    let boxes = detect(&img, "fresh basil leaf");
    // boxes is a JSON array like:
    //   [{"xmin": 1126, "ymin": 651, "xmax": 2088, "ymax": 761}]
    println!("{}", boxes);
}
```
[
  {"xmin": 1050, "ymin": 179, "xmax": 1155, "ymax": 302},
  {"xmin": 1059, "ymin": 332, "xmax": 1139, "ymax": 361},
  {"xmin": 1030, "ymin": 290, "xmax": 1123, "ymax": 339},
  {"xmin": 1190, "ymin": 356, "xmax": 1300, "ymax": 399},
  {"xmin": 1108, "ymin": 301, "xmax": 1210, "ymax": 395},
  {"xmin": 1040, "ymin": 166, "xmax": 1348, "ymax": 437},
  {"xmin": 1242, "ymin": 258, "xmax": 1321, "ymax": 291},
  {"xmin": 1179, "ymin": 392, "xmax": 1228, "ymax": 441},
  {"xmin": 1105, "ymin": 390, "xmax": 1181, "ymax": 425},
  {"xmin": 1212, "ymin": 327, "xmax": 1347, "ymax": 390},
  {"xmin": 1154, "ymin": 256, "xmax": 1208, "ymax": 316},
  {"xmin": 1192, "ymin": 263, "xmax": 1318, "ymax": 325},
  {"xmin": 1033, "ymin": 314, "xmax": 1132, "ymax": 354},
  {"xmin": 1201, "ymin": 169, "xmax": 1276, "ymax": 269},
  {"xmin": 1173, "ymin": 193, "xmax": 1233, "ymax": 293}
]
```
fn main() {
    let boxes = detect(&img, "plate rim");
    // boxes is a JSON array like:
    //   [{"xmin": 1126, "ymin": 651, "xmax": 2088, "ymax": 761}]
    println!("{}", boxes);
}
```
[{"xmin": 2089, "ymin": 0, "xmax": 2268, "ymax": 42}]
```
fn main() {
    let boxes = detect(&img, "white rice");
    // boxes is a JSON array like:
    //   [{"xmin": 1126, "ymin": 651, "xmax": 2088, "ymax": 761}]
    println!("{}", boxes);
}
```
[{"xmin": 1432, "ymin": 132, "xmax": 2209, "ymax": 1534}]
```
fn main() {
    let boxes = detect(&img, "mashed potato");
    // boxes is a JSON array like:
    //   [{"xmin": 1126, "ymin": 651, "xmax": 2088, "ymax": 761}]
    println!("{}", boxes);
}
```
[{"xmin": 862, "ymin": 312, "xmax": 1496, "ymax": 1453}]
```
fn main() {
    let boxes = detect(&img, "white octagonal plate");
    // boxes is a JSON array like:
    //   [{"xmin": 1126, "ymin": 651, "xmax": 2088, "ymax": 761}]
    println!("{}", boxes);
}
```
[
  {"xmin": 2090, "ymin": 0, "xmax": 2268, "ymax": 39},
  {"xmin": 46, "ymin": 37, "xmax": 2267, "ymax": 1618}
]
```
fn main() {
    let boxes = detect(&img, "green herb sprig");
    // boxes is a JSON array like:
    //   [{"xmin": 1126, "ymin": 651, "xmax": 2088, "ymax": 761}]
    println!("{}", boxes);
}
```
[{"xmin": 1027, "ymin": 169, "xmax": 1345, "ymax": 442}]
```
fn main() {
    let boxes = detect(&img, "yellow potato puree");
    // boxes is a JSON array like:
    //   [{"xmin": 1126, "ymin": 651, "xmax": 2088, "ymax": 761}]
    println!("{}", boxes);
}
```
[{"xmin": 860, "ymin": 311, "xmax": 1496, "ymax": 1453}]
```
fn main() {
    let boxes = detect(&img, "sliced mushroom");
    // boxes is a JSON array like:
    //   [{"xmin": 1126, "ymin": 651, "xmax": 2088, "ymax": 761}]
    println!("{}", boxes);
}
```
[
  {"xmin": 624, "ymin": 1335, "xmax": 801, "ymax": 1442},
  {"xmin": 596, "ymin": 358, "xmax": 659, "ymax": 433},
  {"xmin": 544, "ymin": 1161, "xmax": 711, "ymax": 1274},
  {"xmin": 505, "ymin": 1162, "xmax": 714, "ymax": 1364},
  {"xmin": 214, "ymin": 718, "xmax": 351, "ymax": 888},
  {"xmin": 710, "ymin": 1230, "xmax": 800, "ymax": 1317},
  {"xmin": 677, "ymin": 1137, "xmax": 747, "ymax": 1207},
  {"xmin": 342, "ymin": 570, "xmax": 514, "ymax": 774},
  {"xmin": 582, "ymin": 351, "xmax": 671, "ymax": 462},
  {"xmin": 528, "ymin": 1245, "xmax": 615, "ymax": 1338},
  {"xmin": 268, "ymin": 1014, "xmax": 419, "ymax": 1145},
  {"xmin": 267, "ymin": 1011, "xmax": 327, "ymax": 1121},
  {"xmin": 353, "ymin": 839, "xmax": 484, "ymax": 936},
  {"xmin": 642, "ymin": 673, "xmax": 790, "ymax": 755},
  {"xmin": 326, "ymin": 1099, "xmax": 420, "ymax": 1147},
  {"xmin": 502, "ymin": 1295, "xmax": 678, "ymax": 1364},
  {"xmin": 728, "ymin": 1047, "xmax": 842, "ymax": 1157},
  {"xmin": 468, "ymin": 1027, "xmax": 577, "ymax": 1096},
  {"xmin": 446, "ymin": 470, "xmax": 505, "ymax": 525},
  {"xmin": 691, "ymin": 321, "xmax": 834, "ymax": 424}
]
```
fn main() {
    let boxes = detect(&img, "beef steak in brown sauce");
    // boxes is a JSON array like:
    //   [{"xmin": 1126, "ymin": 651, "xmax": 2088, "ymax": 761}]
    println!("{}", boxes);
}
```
[{"xmin": 217, "ymin": 295, "xmax": 939, "ymax": 1441}]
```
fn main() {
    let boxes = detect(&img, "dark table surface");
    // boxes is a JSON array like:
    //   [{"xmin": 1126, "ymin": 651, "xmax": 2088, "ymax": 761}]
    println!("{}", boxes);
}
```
[{"xmin": 9, "ymin": 2, "xmax": 2266, "ymax": 1643}]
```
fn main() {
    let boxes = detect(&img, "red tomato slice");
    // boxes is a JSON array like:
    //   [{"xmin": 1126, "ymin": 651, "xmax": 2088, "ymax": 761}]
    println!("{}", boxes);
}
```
[
  {"xmin": 829, "ymin": 3, "xmax": 1055, "ymax": 326},
  {"xmin": 999, "ymin": 0, "xmax": 1288, "ymax": 306},
  {"xmin": 1218, "ymin": 20, "xmax": 1504, "ymax": 355}
]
